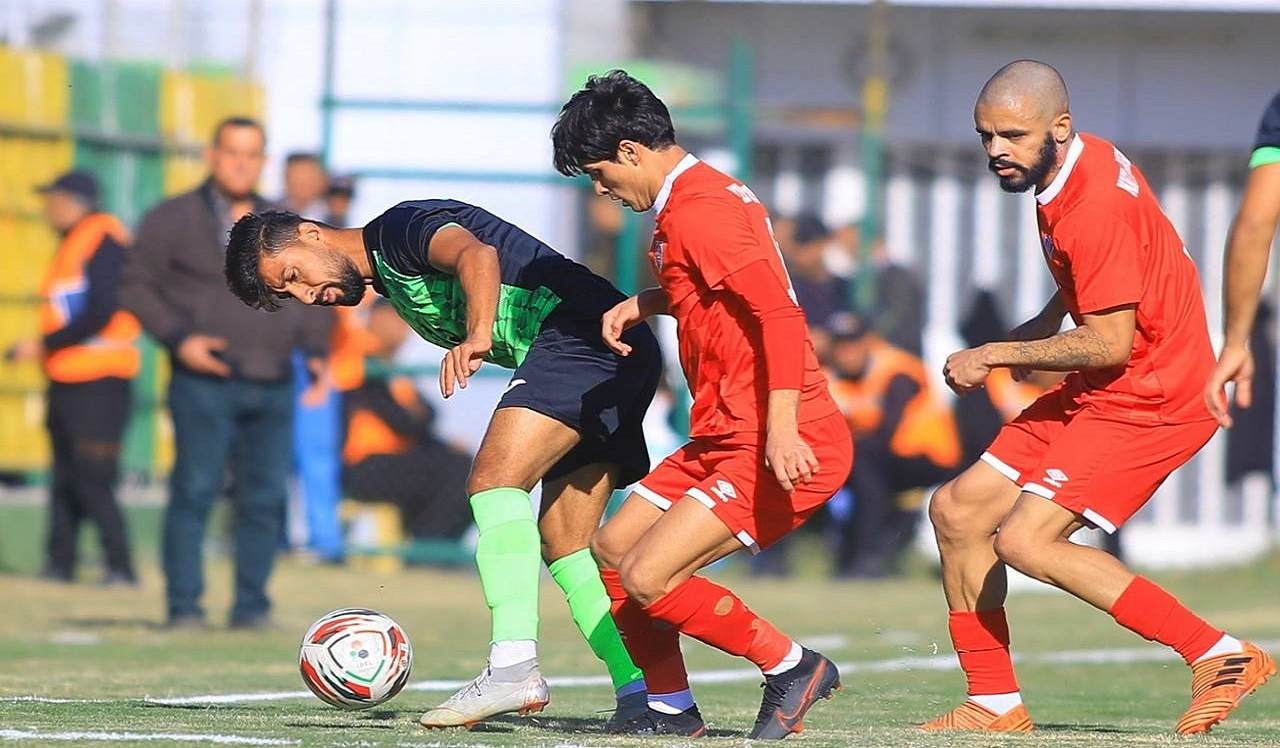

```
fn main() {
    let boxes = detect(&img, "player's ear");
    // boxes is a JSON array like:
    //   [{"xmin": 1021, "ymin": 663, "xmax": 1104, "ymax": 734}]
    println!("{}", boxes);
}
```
[
  {"xmin": 297, "ymin": 221, "xmax": 323, "ymax": 244},
  {"xmin": 617, "ymin": 140, "xmax": 641, "ymax": 166},
  {"xmin": 1052, "ymin": 113, "xmax": 1072, "ymax": 144}
]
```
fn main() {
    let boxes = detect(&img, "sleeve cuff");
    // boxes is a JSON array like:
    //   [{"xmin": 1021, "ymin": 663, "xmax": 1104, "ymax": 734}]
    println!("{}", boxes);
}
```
[{"xmin": 1249, "ymin": 146, "xmax": 1280, "ymax": 169}]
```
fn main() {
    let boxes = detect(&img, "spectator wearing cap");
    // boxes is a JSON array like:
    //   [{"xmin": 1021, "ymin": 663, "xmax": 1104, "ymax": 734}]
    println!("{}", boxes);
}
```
[
  {"xmin": 285, "ymin": 170, "xmax": 359, "ymax": 565},
  {"xmin": 325, "ymin": 174, "xmax": 356, "ymax": 226},
  {"xmin": 7, "ymin": 170, "xmax": 141, "ymax": 585},
  {"xmin": 778, "ymin": 212, "xmax": 853, "ymax": 329},
  {"xmin": 826, "ymin": 311, "xmax": 961, "ymax": 577}
]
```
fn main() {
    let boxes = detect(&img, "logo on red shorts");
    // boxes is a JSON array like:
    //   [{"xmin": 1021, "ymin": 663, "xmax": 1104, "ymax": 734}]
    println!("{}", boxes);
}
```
[
  {"xmin": 1043, "ymin": 468, "xmax": 1069, "ymax": 488},
  {"xmin": 711, "ymin": 480, "xmax": 737, "ymax": 502}
]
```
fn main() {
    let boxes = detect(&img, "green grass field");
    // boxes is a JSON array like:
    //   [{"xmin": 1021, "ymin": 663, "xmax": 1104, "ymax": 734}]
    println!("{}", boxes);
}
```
[{"xmin": 2, "ymin": 502, "xmax": 1278, "ymax": 747}]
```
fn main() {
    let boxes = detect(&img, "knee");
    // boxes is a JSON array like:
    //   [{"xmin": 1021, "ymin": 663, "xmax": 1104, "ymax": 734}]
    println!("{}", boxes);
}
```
[
  {"xmin": 617, "ymin": 554, "xmax": 666, "ymax": 607},
  {"xmin": 465, "ymin": 468, "xmax": 501, "ymax": 496},
  {"xmin": 928, "ymin": 480, "xmax": 974, "ymax": 544},
  {"xmin": 992, "ymin": 525, "xmax": 1039, "ymax": 574},
  {"xmin": 466, "ymin": 455, "xmax": 534, "ymax": 496},
  {"xmin": 589, "ymin": 526, "xmax": 625, "ymax": 570}
]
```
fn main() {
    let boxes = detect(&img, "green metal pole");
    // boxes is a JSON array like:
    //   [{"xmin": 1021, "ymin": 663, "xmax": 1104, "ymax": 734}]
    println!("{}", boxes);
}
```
[
  {"xmin": 319, "ymin": 0, "xmax": 338, "ymax": 166},
  {"xmin": 855, "ymin": 0, "xmax": 890, "ymax": 314},
  {"xmin": 615, "ymin": 211, "xmax": 641, "ymax": 296}
]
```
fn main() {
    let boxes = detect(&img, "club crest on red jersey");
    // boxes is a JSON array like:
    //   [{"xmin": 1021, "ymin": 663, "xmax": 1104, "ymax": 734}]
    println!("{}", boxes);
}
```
[{"xmin": 652, "ymin": 237, "xmax": 667, "ymax": 271}]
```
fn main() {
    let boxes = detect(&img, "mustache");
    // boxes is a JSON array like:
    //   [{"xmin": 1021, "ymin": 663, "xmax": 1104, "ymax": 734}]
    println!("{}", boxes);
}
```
[{"xmin": 989, "ymin": 158, "xmax": 1024, "ymax": 172}]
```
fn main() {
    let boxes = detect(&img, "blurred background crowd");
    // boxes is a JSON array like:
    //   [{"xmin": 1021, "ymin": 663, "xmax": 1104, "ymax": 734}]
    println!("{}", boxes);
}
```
[{"xmin": 1, "ymin": 1, "xmax": 1277, "ymax": 607}]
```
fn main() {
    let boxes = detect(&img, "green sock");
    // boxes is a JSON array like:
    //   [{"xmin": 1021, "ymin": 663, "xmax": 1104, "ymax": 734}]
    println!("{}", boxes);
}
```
[
  {"xmin": 549, "ymin": 548, "xmax": 645, "ymax": 693},
  {"xmin": 471, "ymin": 488, "xmax": 541, "ymax": 643}
]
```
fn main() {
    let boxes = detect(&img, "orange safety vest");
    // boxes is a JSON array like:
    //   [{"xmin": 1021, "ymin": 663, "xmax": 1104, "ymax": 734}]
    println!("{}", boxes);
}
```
[
  {"xmin": 829, "ymin": 339, "xmax": 961, "ymax": 468},
  {"xmin": 328, "ymin": 305, "xmax": 381, "ymax": 393},
  {"xmin": 342, "ymin": 377, "xmax": 420, "ymax": 465},
  {"xmin": 38, "ymin": 213, "xmax": 141, "ymax": 384},
  {"xmin": 984, "ymin": 367, "xmax": 1050, "ymax": 422}
]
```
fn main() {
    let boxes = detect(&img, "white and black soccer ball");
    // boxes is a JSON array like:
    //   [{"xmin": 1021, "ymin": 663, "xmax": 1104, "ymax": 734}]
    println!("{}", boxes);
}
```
[{"xmin": 299, "ymin": 607, "xmax": 413, "ymax": 710}]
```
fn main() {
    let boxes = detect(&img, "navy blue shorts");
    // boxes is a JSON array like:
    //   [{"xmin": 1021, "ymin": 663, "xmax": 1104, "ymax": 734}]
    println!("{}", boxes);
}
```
[{"xmin": 497, "ymin": 312, "xmax": 660, "ymax": 487}]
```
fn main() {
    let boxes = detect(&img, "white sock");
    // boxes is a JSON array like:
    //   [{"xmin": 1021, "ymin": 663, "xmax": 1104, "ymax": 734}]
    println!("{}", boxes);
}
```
[
  {"xmin": 1193, "ymin": 634, "xmax": 1243, "ymax": 664},
  {"xmin": 489, "ymin": 640, "xmax": 537, "ymax": 669},
  {"xmin": 762, "ymin": 641, "xmax": 804, "ymax": 676},
  {"xmin": 970, "ymin": 692, "xmax": 1023, "ymax": 715},
  {"xmin": 616, "ymin": 679, "xmax": 647, "ymax": 699},
  {"xmin": 649, "ymin": 689, "xmax": 695, "ymax": 714}
]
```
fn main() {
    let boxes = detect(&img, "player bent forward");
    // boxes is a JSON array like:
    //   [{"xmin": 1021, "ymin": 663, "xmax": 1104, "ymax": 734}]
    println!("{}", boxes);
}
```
[
  {"xmin": 927, "ymin": 59, "xmax": 1274, "ymax": 735},
  {"xmin": 551, "ymin": 70, "xmax": 854, "ymax": 740},
  {"xmin": 224, "ymin": 199, "xmax": 660, "ymax": 729}
]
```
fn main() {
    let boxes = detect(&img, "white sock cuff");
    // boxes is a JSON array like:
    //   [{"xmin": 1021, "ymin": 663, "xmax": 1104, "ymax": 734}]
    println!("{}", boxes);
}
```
[
  {"xmin": 489, "ymin": 639, "xmax": 537, "ymax": 669},
  {"xmin": 648, "ymin": 688, "xmax": 695, "ymax": 714},
  {"xmin": 762, "ymin": 641, "xmax": 804, "ymax": 676},
  {"xmin": 1193, "ymin": 634, "xmax": 1244, "ymax": 664},
  {"xmin": 969, "ymin": 692, "xmax": 1023, "ymax": 715}
]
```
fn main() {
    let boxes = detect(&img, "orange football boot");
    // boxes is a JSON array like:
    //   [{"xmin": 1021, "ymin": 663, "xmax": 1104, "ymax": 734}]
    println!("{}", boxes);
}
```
[
  {"xmin": 921, "ymin": 700, "xmax": 1033, "ymax": 732},
  {"xmin": 1175, "ymin": 641, "xmax": 1275, "ymax": 735}
]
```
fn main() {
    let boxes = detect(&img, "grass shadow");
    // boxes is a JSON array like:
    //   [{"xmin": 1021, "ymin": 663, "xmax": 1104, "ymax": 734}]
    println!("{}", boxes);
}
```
[{"xmin": 1037, "ymin": 723, "xmax": 1129, "ymax": 733}]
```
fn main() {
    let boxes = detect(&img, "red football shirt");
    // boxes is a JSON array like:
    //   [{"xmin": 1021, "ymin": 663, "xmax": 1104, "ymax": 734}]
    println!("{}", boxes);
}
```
[
  {"xmin": 650, "ymin": 155, "xmax": 839, "ymax": 437},
  {"xmin": 1036, "ymin": 133, "xmax": 1214, "ymax": 424}
]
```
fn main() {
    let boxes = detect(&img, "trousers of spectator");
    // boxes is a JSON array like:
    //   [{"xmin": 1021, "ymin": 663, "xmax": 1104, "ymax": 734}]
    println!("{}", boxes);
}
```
[
  {"xmin": 163, "ymin": 369, "xmax": 293, "ymax": 622},
  {"xmin": 45, "ymin": 377, "xmax": 135, "ymax": 579},
  {"xmin": 291, "ymin": 352, "xmax": 344, "ymax": 561},
  {"xmin": 838, "ymin": 436, "xmax": 952, "ymax": 575}
]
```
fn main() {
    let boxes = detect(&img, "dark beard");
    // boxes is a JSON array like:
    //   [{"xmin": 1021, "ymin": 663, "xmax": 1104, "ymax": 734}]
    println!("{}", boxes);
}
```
[
  {"xmin": 990, "ymin": 132, "xmax": 1058, "ymax": 193},
  {"xmin": 333, "ymin": 261, "xmax": 367, "ymax": 306},
  {"xmin": 316, "ymin": 254, "xmax": 367, "ymax": 306}
]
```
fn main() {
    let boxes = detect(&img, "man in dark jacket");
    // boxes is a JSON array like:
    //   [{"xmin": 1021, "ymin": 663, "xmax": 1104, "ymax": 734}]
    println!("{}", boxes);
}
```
[{"xmin": 121, "ymin": 117, "xmax": 332, "ymax": 629}]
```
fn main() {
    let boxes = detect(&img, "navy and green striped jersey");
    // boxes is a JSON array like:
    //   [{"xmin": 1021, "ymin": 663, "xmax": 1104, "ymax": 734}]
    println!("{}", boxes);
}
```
[
  {"xmin": 362, "ymin": 199, "xmax": 626, "ymax": 368},
  {"xmin": 1249, "ymin": 91, "xmax": 1280, "ymax": 169}
]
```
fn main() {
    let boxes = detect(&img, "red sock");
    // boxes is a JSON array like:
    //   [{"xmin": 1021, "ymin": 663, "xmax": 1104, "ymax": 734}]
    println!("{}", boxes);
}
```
[
  {"xmin": 599, "ymin": 567, "xmax": 689, "ymax": 694},
  {"xmin": 950, "ymin": 609, "xmax": 1020, "ymax": 695},
  {"xmin": 1109, "ymin": 576, "xmax": 1222, "ymax": 665},
  {"xmin": 644, "ymin": 576, "xmax": 792, "ymax": 672}
]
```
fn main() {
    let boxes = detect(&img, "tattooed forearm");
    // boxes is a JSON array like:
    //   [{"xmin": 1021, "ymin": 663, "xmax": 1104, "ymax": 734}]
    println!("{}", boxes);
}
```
[{"xmin": 984, "ymin": 325, "xmax": 1119, "ymax": 371}]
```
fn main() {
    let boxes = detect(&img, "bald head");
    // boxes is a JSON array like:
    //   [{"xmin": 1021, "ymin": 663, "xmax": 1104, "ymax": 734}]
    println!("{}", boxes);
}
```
[
  {"xmin": 977, "ymin": 60, "xmax": 1070, "ymax": 122},
  {"xmin": 974, "ymin": 60, "xmax": 1074, "ymax": 194}
]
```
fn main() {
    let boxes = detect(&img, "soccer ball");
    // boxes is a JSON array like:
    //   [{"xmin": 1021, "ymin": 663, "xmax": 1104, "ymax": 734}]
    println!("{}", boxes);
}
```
[{"xmin": 299, "ymin": 607, "xmax": 413, "ymax": 710}]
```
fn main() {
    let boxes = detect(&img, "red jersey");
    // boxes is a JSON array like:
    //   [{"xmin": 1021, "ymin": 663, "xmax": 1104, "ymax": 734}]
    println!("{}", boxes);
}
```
[
  {"xmin": 650, "ymin": 155, "xmax": 839, "ymax": 437},
  {"xmin": 1036, "ymin": 133, "xmax": 1214, "ymax": 424}
]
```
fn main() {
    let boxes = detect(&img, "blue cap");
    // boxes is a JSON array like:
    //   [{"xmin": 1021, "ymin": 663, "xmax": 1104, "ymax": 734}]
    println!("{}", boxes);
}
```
[{"xmin": 37, "ymin": 170, "xmax": 101, "ymax": 206}]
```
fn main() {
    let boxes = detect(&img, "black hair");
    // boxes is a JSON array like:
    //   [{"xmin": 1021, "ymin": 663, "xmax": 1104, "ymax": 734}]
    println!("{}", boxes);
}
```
[
  {"xmin": 212, "ymin": 116, "xmax": 266, "ymax": 147},
  {"xmin": 285, "ymin": 151, "xmax": 323, "ymax": 166},
  {"xmin": 224, "ymin": 210, "xmax": 306, "ymax": 311},
  {"xmin": 551, "ymin": 69, "xmax": 677, "ymax": 176}
]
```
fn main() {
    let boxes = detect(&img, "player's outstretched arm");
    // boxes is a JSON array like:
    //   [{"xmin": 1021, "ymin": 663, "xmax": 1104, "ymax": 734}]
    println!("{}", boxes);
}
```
[
  {"xmin": 426, "ymin": 224, "xmax": 499, "ymax": 397},
  {"xmin": 1206, "ymin": 161, "xmax": 1280, "ymax": 427},
  {"xmin": 601, "ymin": 287, "xmax": 668, "ymax": 356}
]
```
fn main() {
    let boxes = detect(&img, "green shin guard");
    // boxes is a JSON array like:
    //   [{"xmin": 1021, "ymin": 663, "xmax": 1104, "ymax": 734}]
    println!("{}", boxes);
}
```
[
  {"xmin": 549, "ymin": 548, "xmax": 645, "ymax": 692},
  {"xmin": 470, "ymin": 488, "xmax": 541, "ymax": 643}
]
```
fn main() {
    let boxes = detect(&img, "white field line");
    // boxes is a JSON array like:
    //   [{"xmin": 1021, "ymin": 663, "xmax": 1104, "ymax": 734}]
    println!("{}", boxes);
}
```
[
  {"xmin": 0, "ymin": 729, "xmax": 295, "ymax": 745},
  {"xmin": 7, "ymin": 638, "xmax": 1278, "ymax": 708}
]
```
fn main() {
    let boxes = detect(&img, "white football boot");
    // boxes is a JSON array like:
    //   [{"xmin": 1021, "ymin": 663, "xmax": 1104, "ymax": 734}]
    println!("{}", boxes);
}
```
[{"xmin": 419, "ymin": 664, "xmax": 550, "ymax": 729}]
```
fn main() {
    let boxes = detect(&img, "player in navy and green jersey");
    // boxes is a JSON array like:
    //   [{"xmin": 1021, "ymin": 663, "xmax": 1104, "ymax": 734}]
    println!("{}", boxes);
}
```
[
  {"xmin": 224, "ymin": 199, "xmax": 660, "ymax": 729},
  {"xmin": 1206, "ymin": 90, "xmax": 1280, "ymax": 427}
]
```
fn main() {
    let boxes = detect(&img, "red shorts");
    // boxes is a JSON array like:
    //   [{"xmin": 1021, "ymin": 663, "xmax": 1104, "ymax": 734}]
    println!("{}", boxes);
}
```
[
  {"xmin": 633, "ymin": 411, "xmax": 853, "ymax": 551},
  {"xmin": 983, "ymin": 389, "xmax": 1216, "ymax": 533}
]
